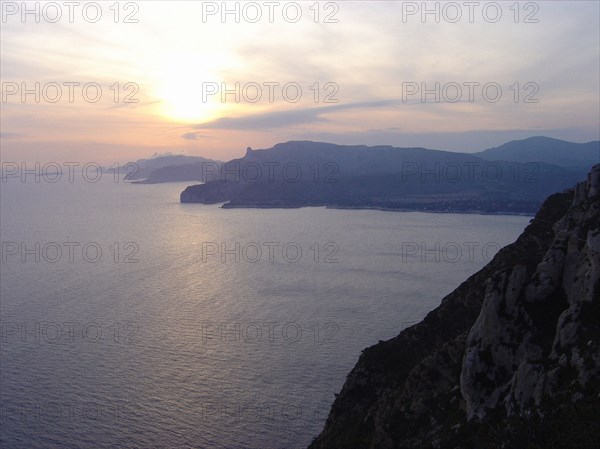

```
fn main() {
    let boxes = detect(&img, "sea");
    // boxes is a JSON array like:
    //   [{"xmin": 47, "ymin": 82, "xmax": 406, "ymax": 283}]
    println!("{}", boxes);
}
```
[{"xmin": 0, "ymin": 174, "xmax": 531, "ymax": 449}]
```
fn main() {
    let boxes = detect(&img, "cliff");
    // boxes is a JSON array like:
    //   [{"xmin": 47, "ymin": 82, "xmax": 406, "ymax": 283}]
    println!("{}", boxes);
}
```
[{"xmin": 308, "ymin": 165, "xmax": 600, "ymax": 449}]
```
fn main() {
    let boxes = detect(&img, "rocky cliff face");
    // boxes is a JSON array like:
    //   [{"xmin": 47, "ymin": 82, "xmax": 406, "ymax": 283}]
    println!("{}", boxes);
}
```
[{"xmin": 309, "ymin": 165, "xmax": 599, "ymax": 449}]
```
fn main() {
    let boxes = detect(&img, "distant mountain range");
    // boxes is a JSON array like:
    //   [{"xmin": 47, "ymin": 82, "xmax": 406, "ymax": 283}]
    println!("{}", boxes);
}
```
[
  {"xmin": 123, "ymin": 154, "xmax": 222, "ymax": 184},
  {"xmin": 179, "ymin": 137, "xmax": 599, "ymax": 215},
  {"xmin": 476, "ymin": 136, "xmax": 599, "ymax": 169}
]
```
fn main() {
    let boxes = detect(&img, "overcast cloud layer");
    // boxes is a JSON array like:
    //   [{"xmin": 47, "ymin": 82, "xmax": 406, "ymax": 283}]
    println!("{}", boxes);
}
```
[{"xmin": 1, "ymin": 1, "xmax": 598, "ymax": 162}]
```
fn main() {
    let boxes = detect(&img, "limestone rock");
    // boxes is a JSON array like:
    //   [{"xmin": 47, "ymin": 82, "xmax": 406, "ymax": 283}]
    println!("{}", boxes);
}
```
[{"xmin": 309, "ymin": 165, "xmax": 599, "ymax": 449}]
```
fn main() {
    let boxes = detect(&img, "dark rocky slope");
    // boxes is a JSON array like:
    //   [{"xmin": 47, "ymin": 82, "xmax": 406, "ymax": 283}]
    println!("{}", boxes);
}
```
[{"xmin": 308, "ymin": 165, "xmax": 599, "ymax": 449}]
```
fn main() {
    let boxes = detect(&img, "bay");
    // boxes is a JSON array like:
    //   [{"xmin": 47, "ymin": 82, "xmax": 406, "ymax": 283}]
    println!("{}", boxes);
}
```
[{"xmin": 0, "ymin": 177, "xmax": 530, "ymax": 449}]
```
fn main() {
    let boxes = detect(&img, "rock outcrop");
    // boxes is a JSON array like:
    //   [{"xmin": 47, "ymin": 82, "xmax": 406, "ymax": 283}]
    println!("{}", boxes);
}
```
[{"xmin": 309, "ymin": 165, "xmax": 599, "ymax": 449}]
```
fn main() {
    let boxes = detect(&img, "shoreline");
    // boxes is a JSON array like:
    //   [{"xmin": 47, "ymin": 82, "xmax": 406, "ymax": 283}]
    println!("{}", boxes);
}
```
[{"xmin": 207, "ymin": 202, "xmax": 536, "ymax": 217}]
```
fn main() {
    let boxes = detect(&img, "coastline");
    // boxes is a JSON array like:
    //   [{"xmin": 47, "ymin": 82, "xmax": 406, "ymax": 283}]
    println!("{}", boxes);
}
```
[{"xmin": 212, "ymin": 202, "xmax": 537, "ymax": 217}]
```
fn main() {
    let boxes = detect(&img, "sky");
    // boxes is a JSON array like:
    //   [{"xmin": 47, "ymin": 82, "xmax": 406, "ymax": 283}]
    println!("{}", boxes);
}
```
[{"xmin": 1, "ymin": 0, "xmax": 599, "ymax": 163}]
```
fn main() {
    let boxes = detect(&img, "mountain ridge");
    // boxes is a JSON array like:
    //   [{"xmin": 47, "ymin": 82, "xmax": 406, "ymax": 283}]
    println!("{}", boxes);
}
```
[
  {"xmin": 180, "ymin": 138, "xmax": 596, "ymax": 214},
  {"xmin": 476, "ymin": 136, "xmax": 599, "ymax": 169}
]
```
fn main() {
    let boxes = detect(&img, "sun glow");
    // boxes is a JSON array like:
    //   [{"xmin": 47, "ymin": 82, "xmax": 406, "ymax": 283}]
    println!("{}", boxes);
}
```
[{"xmin": 156, "ymin": 53, "xmax": 226, "ymax": 123}]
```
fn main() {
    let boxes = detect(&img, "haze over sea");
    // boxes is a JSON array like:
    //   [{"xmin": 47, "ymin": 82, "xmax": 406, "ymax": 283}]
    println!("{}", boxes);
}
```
[{"xmin": 0, "ymin": 176, "xmax": 530, "ymax": 449}]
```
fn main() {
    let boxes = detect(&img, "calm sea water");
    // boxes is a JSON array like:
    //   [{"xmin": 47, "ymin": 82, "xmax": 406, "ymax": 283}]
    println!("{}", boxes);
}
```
[{"xmin": 0, "ymin": 176, "xmax": 530, "ymax": 449}]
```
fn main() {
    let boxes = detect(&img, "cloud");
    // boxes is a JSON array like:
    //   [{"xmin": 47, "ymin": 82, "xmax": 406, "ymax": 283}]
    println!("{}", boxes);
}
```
[
  {"xmin": 369, "ymin": 126, "xmax": 402, "ymax": 132},
  {"xmin": 191, "ymin": 99, "xmax": 404, "ymax": 131},
  {"xmin": 182, "ymin": 132, "xmax": 210, "ymax": 140},
  {"xmin": 1, "ymin": 1, "xmax": 597, "ymax": 163}
]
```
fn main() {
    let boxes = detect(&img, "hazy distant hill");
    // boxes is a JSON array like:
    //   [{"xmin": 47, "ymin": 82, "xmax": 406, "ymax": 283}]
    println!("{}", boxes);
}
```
[
  {"xmin": 477, "ymin": 136, "xmax": 599, "ymax": 169},
  {"xmin": 124, "ymin": 154, "xmax": 221, "ymax": 182},
  {"xmin": 132, "ymin": 162, "xmax": 223, "ymax": 184},
  {"xmin": 180, "ymin": 140, "xmax": 588, "ymax": 214}
]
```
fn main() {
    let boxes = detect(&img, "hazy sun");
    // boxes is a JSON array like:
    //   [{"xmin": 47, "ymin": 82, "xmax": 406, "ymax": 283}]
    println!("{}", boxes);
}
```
[{"xmin": 156, "ymin": 54, "xmax": 224, "ymax": 123}]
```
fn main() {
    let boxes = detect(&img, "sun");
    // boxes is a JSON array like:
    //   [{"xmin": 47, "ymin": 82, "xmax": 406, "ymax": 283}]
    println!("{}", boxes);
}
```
[{"xmin": 156, "ymin": 54, "xmax": 224, "ymax": 123}]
